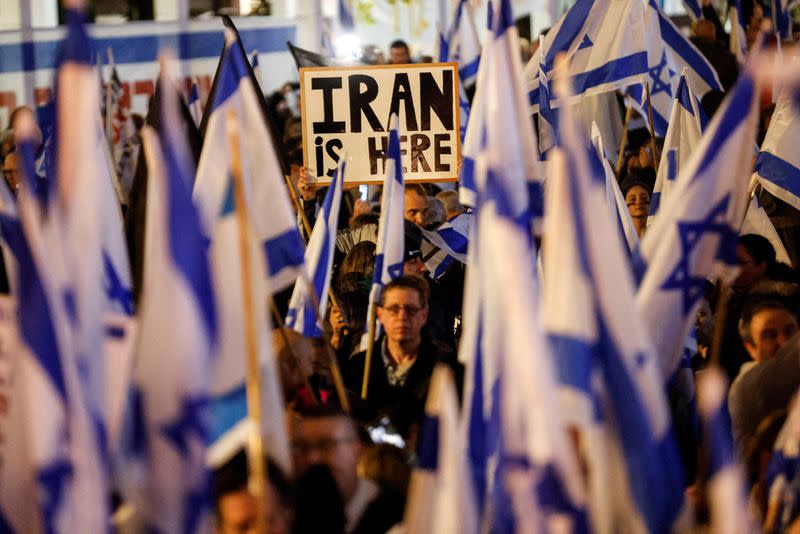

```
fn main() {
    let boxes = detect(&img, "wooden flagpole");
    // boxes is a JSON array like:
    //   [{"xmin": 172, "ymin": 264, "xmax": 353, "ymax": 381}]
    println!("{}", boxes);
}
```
[
  {"xmin": 616, "ymin": 94, "xmax": 635, "ymax": 177},
  {"xmin": 645, "ymin": 82, "xmax": 660, "ymax": 175},
  {"xmin": 226, "ymin": 111, "xmax": 269, "ymax": 534}
]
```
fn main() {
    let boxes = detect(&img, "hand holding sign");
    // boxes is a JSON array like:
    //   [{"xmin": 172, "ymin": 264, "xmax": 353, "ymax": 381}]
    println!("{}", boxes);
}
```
[{"xmin": 300, "ymin": 63, "xmax": 461, "ymax": 185}]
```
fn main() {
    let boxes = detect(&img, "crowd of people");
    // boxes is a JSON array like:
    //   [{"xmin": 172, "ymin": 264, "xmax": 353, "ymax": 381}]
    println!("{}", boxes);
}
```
[{"xmin": 2, "ymin": 4, "xmax": 800, "ymax": 533}]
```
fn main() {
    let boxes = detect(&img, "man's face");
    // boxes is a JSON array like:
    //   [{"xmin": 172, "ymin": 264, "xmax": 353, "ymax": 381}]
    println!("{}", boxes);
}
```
[
  {"xmin": 404, "ymin": 256, "xmax": 426, "ymax": 275},
  {"xmin": 390, "ymin": 45, "xmax": 411, "ymax": 64},
  {"xmin": 291, "ymin": 416, "xmax": 360, "ymax": 502},
  {"xmin": 377, "ymin": 287, "xmax": 428, "ymax": 345},
  {"xmin": 733, "ymin": 245, "xmax": 767, "ymax": 293},
  {"xmin": 744, "ymin": 308, "xmax": 799, "ymax": 362},
  {"xmin": 2, "ymin": 152, "xmax": 20, "ymax": 192},
  {"xmin": 404, "ymin": 190, "xmax": 428, "ymax": 226},
  {"xmin": 217, "ymin": 489, "xmax": 256, "ymax": 534},
  {"xmin": 216, "ymin": 486, "xmax": 290, "ymax": 534}
]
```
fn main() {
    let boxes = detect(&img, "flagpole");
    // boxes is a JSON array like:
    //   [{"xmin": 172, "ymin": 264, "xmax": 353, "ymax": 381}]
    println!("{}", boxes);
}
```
[
  {"xmin": 227, "ymin": 111, "xmax": 270, "ymax": 534},
  {"xmin": 709, "ymin": 279, "xmax": 731, "ymax": 368},
  {"xmin": 616, "ymin": 95, "xmax": 634, "ymax": 177},
  {"xmin": 645, "ymin": 82, "xmax": 660, "ymax": 174},
  {"xmin": 361, "ymin": 307, "xmax": 377, "ymax": 399}
]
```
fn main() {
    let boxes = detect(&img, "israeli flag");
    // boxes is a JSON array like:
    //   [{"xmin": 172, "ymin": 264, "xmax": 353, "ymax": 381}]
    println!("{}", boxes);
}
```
[
  {"xmin": 544, "ymin": 65, "xmax": 685, "ymax": 533},
  {"xmin": 458, "ymin": 51, "xmax": 486, "ymax": 209},
  {"xmin": 420, "ymin": 212, "xmax": 472, "ymax": 279},
  {"xmin": 537, "ymin": 45, "xmax": 557, "ymax": 157},
  {"xmin": 525, "ymin": 0, "xmax": 649, "ymax": 112},
  {"xmin": 188, "ymin": 77, "xmax": 202, "ymax": 127},
  {"xmin": 590, "ymin": 123, "xmax": 638, "ymax": 254},
  {"xmin": 626, "ymin": 0, "xmax": 721, "ymax": 136},
  {"xmin": 648, "ymin": 70, "xmax": 706, "ymax": 228},
  {"xmin": 404, "ymin": 365, "xmax": 478, "ymax": 533},
  {"xmin": 131, "ymin": 69, "xmax": 218, "ymax": 533},
  {"xmin": 194, "ymin": 29, "xmax": 305, "ymax": 293},
  {"xmin": 200, "ymin": 115, "xmax": 291, "ymax": 471},
  {"xmin": 741, "ymin": 192, "xmax": 792, "ymax": 265},
  {"xmin": 697, "ymin": 368, "xmax": 751, "ymax": 533},
  {"xmin": 683, "ymin": 0, "xmax": 703, "ymax": 21},
  {"xmin": 444, "ymin": 0, "xmax": 482, "ymax": 87},
  {"xmin": 766, "ymin": 389, "xmax": 800, "ymax": 532},
  {"xmin": 463, "ymin": 2, "xmax": 588, "ymax": 530},
  {"xmin": 0, "ymin": 104, "xmax": 108, "ymax": 533},
  {"xmin": 636, "ymin": 72, "xmax": 760, "ymax": 380},
  {"xmin": 754, "ymin": 89, "xmax": 800, "ymax": 212},
  {"xmin": 729, "ymin": 0, "xmax": 748, "ymax": 64},
  {"xmin": 286, "ymin": 159, "xmax": 345, "ymax": 338}
]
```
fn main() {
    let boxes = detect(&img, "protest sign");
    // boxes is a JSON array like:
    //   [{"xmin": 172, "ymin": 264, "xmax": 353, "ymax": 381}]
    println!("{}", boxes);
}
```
[{"xmin": 300, "ymin": 63, "xmax": 461, "ymax": 184}]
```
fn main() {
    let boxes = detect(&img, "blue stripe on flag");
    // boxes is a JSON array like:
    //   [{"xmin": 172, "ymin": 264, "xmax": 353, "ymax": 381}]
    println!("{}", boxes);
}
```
[
  {"xmin": 209, "ymin": 42, "xmax": 252, "ymax": 111},
  {"xmin": 544, "ymin": 0, "xmax": 594, "ymax": 70},
  {"xmin": 548, "ymin": 335, "xmax": 594, "ymax": 396},
  {"xmin": 437, "ymin": 227, "xmax": 470, "ymax": 254},
  {"xmin": 210, "ymin": 384, "xmax": 247, "ymax": 443},
  {"xmin": 60, "ymin": 9, "xmax": 93, "ymax": 65},
  {"xmin": 460, "ymin": 58, "xmax": 480, "ymax": 83},
  {"xmin": 263, "ymin": 229, "xmax": 305, "ymax": 276},
  {"xmin": 676, "ymin": 78, "xmax": 695, "ymax": 116},
  {"xmin": 417, "ymin": 415, "xmax": 440, "ymax": 470},
  {"xmin": 0, "ymin": 26, "xmax": 295, "ymax": 74},
  {"xmin": 0, "ymin": 214, "xmax": 67, "ymax": 400},
  {"xmin": 570, "ymin": 52, "xmax": 649, "ymax": 97},
  {"xmin": 694, "ymin": 76, "xmax": 754, "ymax": 181},
  {"xmin": 755, "ymin": 152, "xmax": 800, "ymax": 199},
  {"xmin": 706, "ymin": 402, "xmax": 734, "ymax": 477}
]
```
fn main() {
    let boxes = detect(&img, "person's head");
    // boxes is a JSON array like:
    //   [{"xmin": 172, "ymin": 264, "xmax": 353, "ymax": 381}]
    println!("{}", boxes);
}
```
[
  {"xmin": 332, "ymin": 272, "xmax": 370, "ymax": 334},
  {"xmin": 738, "ymin": 298, "xmax": 799, "ymax": 362},
  {"xmin": 340, "ymin": 240, "xmax": 376, "ymax": 279},
  {"xmin": 290, "ymin": 405, "xmax": 361, "ymax": 502},
  {"xmin": 424, "ymin": 196, "xmax": 446, "ymax": 229},
  {"xmin": 692, "ymin": 19, "xmax": 717, "ymax": 41},
  {"xmin": 436, "ymin": 190, "xmax": 465, "ymax": 220},
  {"xmin": 2, "ymin": 151, "xmax": 20, "ymax": 193},
  {"xmin": 377, "ymin": 275, "xmax": 430, "ymax": 346},
  {"xmin": 9, "ymin": 106, "xmax": 42, "ymax": 149},
  {"xmin": 403, "ymin": 219, "xmax": 426, "ymax": 275},
  {"xmin": 621, "ymin": 176, "xmax": 651, "ymax": 221},
  {"xmin": 733, "ymin": 234, "xmax": 775, "ymax": 294},
  {"xmin": 404, "ymin": 184, "xmax": 428, "ymax": 225},
  {"xmin": 389, "ymin": 40, "xmax": 411, "ymax": 64},
  {"xmin": 349, "ymin": 211, "xmax": 379, "ymax": 230},
  {"xmin": 212, "ymin": 450, "xmax": 293, "ymax": 534}
]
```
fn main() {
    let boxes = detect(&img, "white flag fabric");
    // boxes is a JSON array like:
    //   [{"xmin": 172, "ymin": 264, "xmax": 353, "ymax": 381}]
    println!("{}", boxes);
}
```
[
  {"xmin": 286, "ymin": 159, "xmax": 345, "ymax": 338},
  {"xmin": 130, "ymin": 71, "xmax": 218, "ymax": 532},
  {"xmin": 697, "ymin": 368, "xmax": 751, "ymax": 534},
  {"xmin": 627, "ymin": 0, "xmax": 722, "ymax": 136},
  {"xmin": 404, "ymin": 365, "xmax": 478, "ymax": 534},
  {"xmin": 104, "ymin": 51, "xmax": 139, "ymax": 203},
  {"xmin": 591, "ymin": 123, "xmax": 639, "ymax": 254},
  {"xmin": 741, "ymin": 193, "xmax": 792, "ymax": 266},
  {"xmin": 194, "ymin": 29, "xmax": 305, "ymax": 293},
  {"xmin": 544, "ymin": 62, "xmax": 686, "ymax": 533},
  {"xmin": 525, "ymin": 0, "xmax": 649, "ymax": 112},
  {"xmin": 754, "ymin": 89, "xmax": 800, "ymax": 212},
  {"xmin": 367, "ymin": 115, "xmax": 406, "ymax": 323},
  {"xmin": 636, "ymin": 72, "xmax": 760, "ymax": 380},
  {"xmin": 648, "ymin": 70, "xmax": 706, "ymax": 229}
]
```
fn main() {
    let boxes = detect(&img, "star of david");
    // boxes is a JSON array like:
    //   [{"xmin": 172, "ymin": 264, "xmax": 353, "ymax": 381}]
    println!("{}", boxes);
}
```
[
  {"xmin": 160, "ymin": 395, "xmax": 210, "ymax": 455},
  {"xmin": 661, "ymin": 194, "xmax": 737, "ymax": 314},
  {"xmin": 103, "ymin": 251, "xmax": 133, "ymax": 315},
  {"xmin": 37, "ymin": 459, "xmax": 73, "ymax": 534},
  {"xmin": 648, "ymin": 51, "xmax": 677, "ymax": 98}
]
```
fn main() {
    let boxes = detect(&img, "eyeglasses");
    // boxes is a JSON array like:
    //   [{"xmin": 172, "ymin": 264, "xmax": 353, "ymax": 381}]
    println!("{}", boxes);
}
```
[
  {"xmin": 380, "ymin": 304, "xmax": 424, "ymax": 317},
  {"xmin": 290, "ymin": 437, "xmax": 354, "ymax": 456}
]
